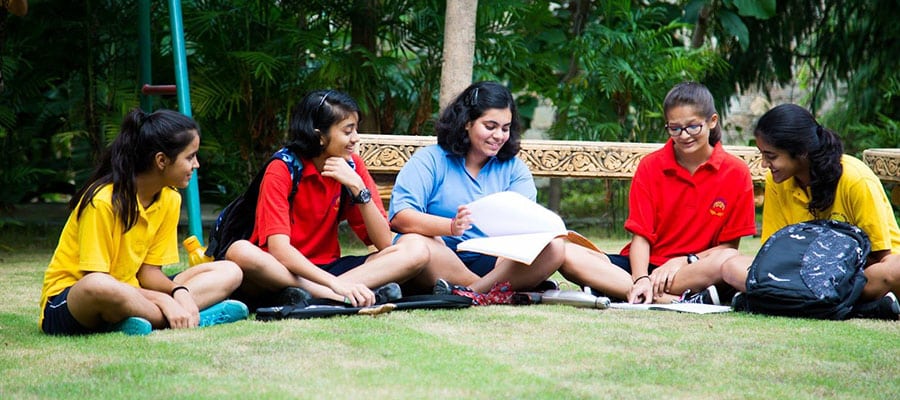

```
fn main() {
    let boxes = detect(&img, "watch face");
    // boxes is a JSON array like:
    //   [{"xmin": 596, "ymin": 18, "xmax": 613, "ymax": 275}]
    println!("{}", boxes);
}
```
[{"xmin": 355, "ymin": 188, "xmax": 371, "ymax": 204}]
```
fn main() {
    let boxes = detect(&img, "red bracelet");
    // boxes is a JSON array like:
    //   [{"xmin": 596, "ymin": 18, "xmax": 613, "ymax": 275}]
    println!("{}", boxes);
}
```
[{"xmin": 450, "ymin": 217, "xmax": 457, "ymax": 235}]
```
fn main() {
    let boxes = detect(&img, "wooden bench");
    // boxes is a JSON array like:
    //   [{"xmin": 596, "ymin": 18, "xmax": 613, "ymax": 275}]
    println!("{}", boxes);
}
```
[
  {"xmin": 359, "ymin": 134, "xmax": 900, "ymax": 208},
  {"xmin": 863, "ymin": 148, "xmax": 900, "ymax": 206},
  {"xmin": 358, "ymin": 134, "xmax": 766, "ymax": 201}
]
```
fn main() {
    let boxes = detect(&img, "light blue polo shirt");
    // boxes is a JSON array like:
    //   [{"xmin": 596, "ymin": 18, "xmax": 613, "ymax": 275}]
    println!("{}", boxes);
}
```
[{"xmin": 389, "ymin": 144, "xmax": 536, "ymax": 250}]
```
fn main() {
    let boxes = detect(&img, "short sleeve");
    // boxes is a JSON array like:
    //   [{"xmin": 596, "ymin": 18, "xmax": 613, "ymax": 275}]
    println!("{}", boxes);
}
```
[{"xmin": 389, "ymin": 147, "xmax": 440, "ymax": 221}]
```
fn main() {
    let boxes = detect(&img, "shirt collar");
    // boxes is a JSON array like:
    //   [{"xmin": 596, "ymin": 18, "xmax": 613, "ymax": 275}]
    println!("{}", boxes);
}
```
[{"xmin": 661, "ymin": 139, "xmax": 726, "ymax": 174}]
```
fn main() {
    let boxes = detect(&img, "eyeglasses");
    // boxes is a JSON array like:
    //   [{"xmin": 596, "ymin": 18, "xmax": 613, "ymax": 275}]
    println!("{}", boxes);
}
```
[{"xmin": 665, "ymin": 122, "xmax": 704, "ymax": 137}]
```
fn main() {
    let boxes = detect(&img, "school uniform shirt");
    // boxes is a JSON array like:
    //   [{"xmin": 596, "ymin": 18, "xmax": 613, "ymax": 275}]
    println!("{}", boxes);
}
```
[
  {"xmin": 762, "ymin": 154, "xmax": 900, "ymax": 253},
  {"xmin": 39, "ymin": 184, "xmax": 181, "ymax": 325},
  {"xmin": 621, "ymin": 139, "xmax": 757, "ymax": 266},
  {"xmin": 388, "ymin": 144, "xmax": 536, "ymax": 250},
  {"xmin": 250, "ymin": 153, "xmax": 385, "ymax": 265}
]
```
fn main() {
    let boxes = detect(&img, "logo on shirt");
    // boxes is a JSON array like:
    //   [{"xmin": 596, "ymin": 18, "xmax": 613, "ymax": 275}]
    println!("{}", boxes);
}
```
[{"xmin": 709, "ymin": 197, "xmax": 727, "ymax": 217}]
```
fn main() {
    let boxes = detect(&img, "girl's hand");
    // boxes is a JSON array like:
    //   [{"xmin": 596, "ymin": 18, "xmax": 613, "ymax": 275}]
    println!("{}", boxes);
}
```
[
  {"xmin": 450, "ymin": 205, "xmax": 473, "ymax": 236},
  {"xmin": 649, "ymin": 259, "xmax": 685, "ymax": 298},
  {"xmin": 159, "ymin": 299, "xmax": 195, "ymax": 329},
  {"xmin": 331, "ymin": 281, "xmax": 376, "ymax": 307},
  {"xmin": 321, "ymin": 157, "xmax": 364, "ymax": 190},
  {"xmin": 627, "ymin": 278, "xmax": 653, "ymax": 304},
  {"xmin": 172, "ymin": 289, "xmax": 200, "ymax": 327}
]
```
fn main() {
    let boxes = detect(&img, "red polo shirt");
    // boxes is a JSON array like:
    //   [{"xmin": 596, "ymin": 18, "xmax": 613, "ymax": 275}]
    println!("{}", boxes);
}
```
[
  {"xmin": 620, "ymin": 139, "xmax": 757, "ymax": 265},
  {"xmin": 249, "ymin": 153, "xmax": 385, "ymax": 265}
]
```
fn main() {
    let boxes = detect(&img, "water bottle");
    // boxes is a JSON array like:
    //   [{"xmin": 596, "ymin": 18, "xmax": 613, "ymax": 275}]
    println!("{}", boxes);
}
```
[
  {"xmin": 182, "ymin": 235, "xmax": 213, "ymax": 266},
  {"xmin": 538, "ymin": 290, "xmax": 611, "ymax": 309}
]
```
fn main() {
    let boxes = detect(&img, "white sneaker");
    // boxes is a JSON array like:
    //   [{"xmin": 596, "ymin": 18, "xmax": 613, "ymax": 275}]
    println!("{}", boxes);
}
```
[{"xmin": 675, "ymin": 285, "xmax": 720, "ymax": 305}]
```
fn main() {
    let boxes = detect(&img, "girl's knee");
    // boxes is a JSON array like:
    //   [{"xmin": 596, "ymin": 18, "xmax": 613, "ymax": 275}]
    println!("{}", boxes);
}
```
[
  {"xmin": 217, "ymin": 260, "xmax": 244, "ymax": 284},
  {"xmin": 73, "ymin": 275, "xmax": 135, "ymax": 304},
  {"xmin": 543, "ymin": 238, "xmax": 566, "ymax": 261},
  {"xmin": 225, "ymin": 240, "xmax": 259, "ymax": 262},
  {"xmin": 721, "ymin": 255, "xmax": 751, "ymax": 289}
]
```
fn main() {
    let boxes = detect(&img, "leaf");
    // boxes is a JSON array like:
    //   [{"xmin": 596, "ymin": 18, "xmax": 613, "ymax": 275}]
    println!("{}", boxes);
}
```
[
  {"xmin": 719, "ymin": 10, "xmax": 750, "ymax": 51},
  {"xmin": 732, "ymin": 0, "xmax": 776, "ymax": 19}
]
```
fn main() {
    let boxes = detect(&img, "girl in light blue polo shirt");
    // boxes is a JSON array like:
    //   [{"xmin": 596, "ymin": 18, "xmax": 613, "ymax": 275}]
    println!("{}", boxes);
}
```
[{"xmin": 389, "ymin": 81, "xmax": 566, "ymax": 302}]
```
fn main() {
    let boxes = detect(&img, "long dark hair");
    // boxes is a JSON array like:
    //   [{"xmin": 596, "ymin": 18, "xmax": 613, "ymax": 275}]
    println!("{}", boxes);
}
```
[
  {"xmin": 286, "ymin": 89, "xmax": 360, "ymax": 159},
  {"xmin": 754, "ymin": 103, "xmax": 844, "ymax": 215},
  {"xmin": 70, "ymin": 109, "xmax": 199, "ymax": 232},
  {"xmin": 436, "ymin": 81, "xmax": 521, "ymax": 161},
  {"xmin": 662, "ymin": 82, "xmax": 722, "ymax": 146}
]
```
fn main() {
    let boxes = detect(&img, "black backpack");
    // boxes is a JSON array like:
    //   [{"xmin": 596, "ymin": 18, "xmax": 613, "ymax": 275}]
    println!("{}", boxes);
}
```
[
  {"xmin": 742, "ymin": 220, "xmax": 870, "ymax": 320},
  {"xmin": 204, "ymin": 148, "xmax": 349, "ymax": 260}
]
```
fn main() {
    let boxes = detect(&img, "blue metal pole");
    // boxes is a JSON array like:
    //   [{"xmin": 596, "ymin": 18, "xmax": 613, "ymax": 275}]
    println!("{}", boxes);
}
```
[
  {"xmin": 168, "ymin": 0, "xmax": 204, "ymax": 244},
  {"xmin": 138, "ymin": 0, "xmax": 153, "ymax": 112}
]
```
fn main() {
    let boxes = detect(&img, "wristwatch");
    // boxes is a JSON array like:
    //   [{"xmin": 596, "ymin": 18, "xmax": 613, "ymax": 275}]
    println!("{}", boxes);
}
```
[
  {"xmin": 686, "ymin": 253, "xmax": 699, "ymax": 264},
  {"xmin": 352, "ymin": 188, "xmax": 372, "ymax": 204}
]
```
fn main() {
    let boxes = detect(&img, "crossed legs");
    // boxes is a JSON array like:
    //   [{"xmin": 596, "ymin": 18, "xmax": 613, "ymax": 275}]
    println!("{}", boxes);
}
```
[
  {"xmin": 66, "ymin": 260, "xmax": 242, "ymax": 330},
  {"xmin": 416, "ymin": 236, "xmax": 565, "ymax": 293}
]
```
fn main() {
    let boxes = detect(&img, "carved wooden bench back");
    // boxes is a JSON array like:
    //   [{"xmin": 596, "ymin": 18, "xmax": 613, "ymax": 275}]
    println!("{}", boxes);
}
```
[{"xmin": 358, "ymin": 134, "xmax": 900, "ymax": 205}]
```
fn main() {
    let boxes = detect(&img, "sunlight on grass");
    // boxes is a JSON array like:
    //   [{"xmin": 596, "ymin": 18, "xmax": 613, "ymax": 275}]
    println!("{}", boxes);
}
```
[{"xmin": 2, "ymin": 225, "xmax": 897, "ymax": 399}]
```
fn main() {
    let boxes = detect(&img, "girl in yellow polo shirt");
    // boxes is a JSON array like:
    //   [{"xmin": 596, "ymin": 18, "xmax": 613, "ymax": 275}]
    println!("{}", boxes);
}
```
[
  {"xmin": 722, "ymin": 103, "xmax": 900, "ymax": 320},
  {"xmin": 40, "ymin": 109, "xmax": 248, "ymax": 335}
]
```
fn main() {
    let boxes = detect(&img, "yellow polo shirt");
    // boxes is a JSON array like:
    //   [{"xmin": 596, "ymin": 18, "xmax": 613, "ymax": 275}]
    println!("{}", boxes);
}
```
[
  {"xmin": 39, "ymin": 184, "xmax": 182, "ymax": 324},
  {"xmin": 762, "ymin": 155, "xmax": 900, "ymax": 253}
]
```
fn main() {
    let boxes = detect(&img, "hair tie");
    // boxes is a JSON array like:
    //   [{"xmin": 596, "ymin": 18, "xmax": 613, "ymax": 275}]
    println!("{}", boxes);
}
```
[
  {"xmin": 139, "ymin": 111, "xmax": 151, "ymax": 126},
  {"xmin": 808, "ymin": 124, "xmax": 822, "ymax": 149}
]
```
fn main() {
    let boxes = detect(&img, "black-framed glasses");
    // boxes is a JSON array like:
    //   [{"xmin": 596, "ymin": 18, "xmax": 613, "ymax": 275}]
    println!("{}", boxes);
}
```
[{"xmin": 665, "ymin": 122, "xmax": 704, "ymax": 137}]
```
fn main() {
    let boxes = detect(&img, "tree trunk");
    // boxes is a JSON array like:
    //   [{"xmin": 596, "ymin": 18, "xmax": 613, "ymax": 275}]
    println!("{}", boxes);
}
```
[
  {"xmin": 84, "ymin": 0, "xmax": 102, "ymax": 163},
  {"xmin": 439, "ymin": 0, "xmax": 478, "ymax": 113},
  {"xmin": 350, "ymin": 0, "xmax": 380, "ymax": 132},
  {"xmin": 690, "ymin": 5, "xmax": 710, "ymax": 49}
]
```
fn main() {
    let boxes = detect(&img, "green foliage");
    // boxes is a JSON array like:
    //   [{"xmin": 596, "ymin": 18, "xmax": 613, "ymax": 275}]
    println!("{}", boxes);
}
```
[
  {"xmin": 180, "ymin": 0, "xmax": 451, "ymax": 203},
  {"xmin": 1, "ymin": 0, "xmax": 897, "ymax": 209},
  {"xmin": 688, "ymin": 0, "xmax": 900, "ymax": 151},
  {"xmin": 479, "ymin": 0, "xmax": 728, "ymax": 143},
  {"xmin": 0, "ymin": 0, "xmax": 143, "ymax": 208}
]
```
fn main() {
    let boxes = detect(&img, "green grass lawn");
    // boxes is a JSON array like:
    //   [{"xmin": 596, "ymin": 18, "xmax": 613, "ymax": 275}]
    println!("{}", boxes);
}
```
[{"xmin": 1, "ymin": 223, "xmax": 898, "ymax": 399}]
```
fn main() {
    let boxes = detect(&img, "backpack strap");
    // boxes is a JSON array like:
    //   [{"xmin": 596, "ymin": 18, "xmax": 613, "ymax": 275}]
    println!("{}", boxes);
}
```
[
  {"xmin": 272, "ymin": 147, "xmax": 304, "ymax": 208},
  {"xmin": 274, "ymin": 147, "xmax": 356, "ymax": 222}
]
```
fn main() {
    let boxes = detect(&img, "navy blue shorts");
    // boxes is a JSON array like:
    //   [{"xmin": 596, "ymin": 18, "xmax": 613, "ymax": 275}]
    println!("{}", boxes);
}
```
[
  {"xmin": 457, "ymin": 251, "xmax": 498, "ymax": 277},
  {"xmin": 318, "ymin": 255, "xmax": 371, "ymax": 276},
  {"xmin": 42, "ymin": 286, "xmax": 95, "ymax": 335},
  {"xmin": 606, "ymin": 254, "xmax": 659, "ymax": 274}
]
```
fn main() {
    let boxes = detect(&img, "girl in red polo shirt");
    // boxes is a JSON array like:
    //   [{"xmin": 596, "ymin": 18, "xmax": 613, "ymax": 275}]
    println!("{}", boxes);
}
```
[
  {"xmin": 224, "ymin": 90, "xmax": 443, "ymax": 309},
  {"xmin": 562, "ymin": 82, "xmax": 757, "ymax": 304}
]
